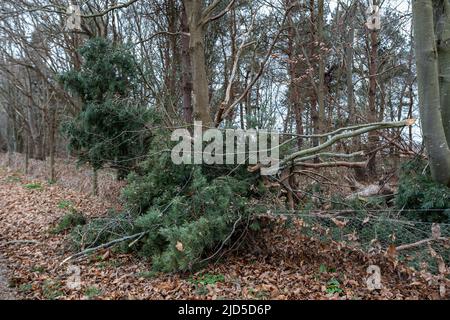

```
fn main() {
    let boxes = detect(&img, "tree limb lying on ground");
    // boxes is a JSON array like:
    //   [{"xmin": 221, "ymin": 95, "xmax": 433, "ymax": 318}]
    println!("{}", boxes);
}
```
[{"xmin": 60, "ymin": 232, "xmax": 147, "ymax": 265}]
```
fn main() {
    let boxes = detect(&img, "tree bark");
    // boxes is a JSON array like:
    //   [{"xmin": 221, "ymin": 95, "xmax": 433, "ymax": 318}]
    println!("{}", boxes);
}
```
[
  {"xmin": 287, "ymin": 0, "xmax": 304, "ymax": 149},
  {"xmin": 49, "ymin": 107, "xmax": 56, "ymax": 182},
  {"xmin": 436, "ymin": 0, "xmax": 450, "ymax": 142},
  {"xmin": 92, "ymin": 168, "xmax": 99, "ymax": 196},
  {"xmin": 317, "ymin": 0, "xmax": 326, "ymax": 138},
  {"xmin": 181, "ymin": 8, "xmax": 193, "ymax": 124},
  {"xmin": 25, "ymin": 134, "xmax": 29, "ymax": 174},
  {"xmin": 183, "ymin": 0, "xmax": 213, "ymax": 127},
  {"xmin": 413, "ymin": 0, "xmax": 450, "ymax": 185},
  {"xmin": 367, "ymin": 0, "xmax": 380, "ymax": 177},
  {"xmin": 346, "ymin": 2, "xmax": 356, "ymax": 125}
]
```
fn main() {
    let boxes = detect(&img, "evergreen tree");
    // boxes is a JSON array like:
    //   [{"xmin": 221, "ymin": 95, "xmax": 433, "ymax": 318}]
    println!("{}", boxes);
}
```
[{"xmin": 60, "ymin": 38, "xmax": 153, "ymax": 185}]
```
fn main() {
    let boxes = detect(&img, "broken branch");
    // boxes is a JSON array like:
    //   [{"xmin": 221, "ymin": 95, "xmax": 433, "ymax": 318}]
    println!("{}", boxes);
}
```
[{"xmin": 280, "ymin": 119, "xmax": 415, "ymax": 169}]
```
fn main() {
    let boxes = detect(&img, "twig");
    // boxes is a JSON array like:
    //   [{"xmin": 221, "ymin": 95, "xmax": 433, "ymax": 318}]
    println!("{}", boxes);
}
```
[
  {"xmin": 280, "ymin": 119, "xmax": 415, "ymax": 168},
  {"xmin": 60, "ymin": 232, "xmax": 147, "ymax": 265},
  {"xmin": 198, "ymin": 216, "xmax": 242, "ymax": 265},
  {"xmin": 396, "ymin": 237, "xmax": 449, "ymax": 251},
  {"xmin": 294, "ymin": 151, "xmax": 365, "ymax": 163},
  {"xmin": 215, "ymin": 4, "xmax": 296, "ymax": 125},
  {"xmin": 294, "ymin": 160, "xmax": 368, "ymax": 169},
  {"xmin": 4, "ymin": 240, "xmax": 39, "ymax": 245}
]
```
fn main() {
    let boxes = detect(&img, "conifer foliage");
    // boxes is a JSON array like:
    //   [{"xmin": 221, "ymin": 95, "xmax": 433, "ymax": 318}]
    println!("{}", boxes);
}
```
[
  {"xmin": 60, "ymin": 38, "xmax": 151, "ymax": 176},
  {"xmin": 73, "ymin": 133, "xmax": 260, "ymax": 272},
  {"xmin": 396, "ymin": 159, "xmax": 450, "ymax": 223}
]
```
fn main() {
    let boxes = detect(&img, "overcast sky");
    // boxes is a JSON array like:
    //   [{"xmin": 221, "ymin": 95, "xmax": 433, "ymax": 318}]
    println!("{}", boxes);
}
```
[{"xmin": 329, "ymin": 0, "xmax": 411, "ymax": 13}]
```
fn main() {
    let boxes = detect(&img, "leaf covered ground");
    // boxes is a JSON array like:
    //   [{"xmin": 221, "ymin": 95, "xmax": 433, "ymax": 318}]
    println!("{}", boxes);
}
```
[{"xmin": 0, "ymin": 167, "xmax": 447, "ymax": 300}]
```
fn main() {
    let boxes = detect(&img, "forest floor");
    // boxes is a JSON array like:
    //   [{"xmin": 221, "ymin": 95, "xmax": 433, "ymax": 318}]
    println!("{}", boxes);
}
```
[
  {"xmin": 0, "ymin": 157, "xmax": 447, "ymax": 300},
  {"xmin": 0, "ymin": 255, "xmax": 15, "ymax": 299}
]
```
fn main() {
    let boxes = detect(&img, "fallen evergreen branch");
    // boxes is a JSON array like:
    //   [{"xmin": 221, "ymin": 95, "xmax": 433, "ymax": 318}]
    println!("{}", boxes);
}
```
[{"xmin": 60, "ymin": 231, "xmax": 148, "ymax": 265}]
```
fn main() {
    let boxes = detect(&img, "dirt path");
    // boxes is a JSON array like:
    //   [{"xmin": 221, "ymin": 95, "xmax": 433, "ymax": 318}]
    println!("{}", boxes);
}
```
[{"xmin": 0, "ymin": 167, "xmax": 446, "ymax": 300}]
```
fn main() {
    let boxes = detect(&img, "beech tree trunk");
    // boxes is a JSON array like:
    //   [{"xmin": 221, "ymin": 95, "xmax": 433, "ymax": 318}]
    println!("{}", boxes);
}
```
[
  {"xmin": 436, "ymin": 0, "xmax": 450, "ymax": 142},
  {"xmin": 413, "ymin": 0, "xmax": 450, "ymax": 185}
]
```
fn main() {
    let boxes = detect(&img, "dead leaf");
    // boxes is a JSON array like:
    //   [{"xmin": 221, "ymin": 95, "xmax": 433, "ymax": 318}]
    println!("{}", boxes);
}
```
[
  {"xmin": 331, "ymin": 218, "xmax": 348, "ymax": 229},
  {"xmin": 176, "ymin": 241, "xmax": 184, "ymax": 252},
  {"xmin": 386, "ymin": 244, "xmax": 397, "ymax": 259},
  {"xmin": 101, "ymin": 250, "xmax": 110, "ymax": 261}
]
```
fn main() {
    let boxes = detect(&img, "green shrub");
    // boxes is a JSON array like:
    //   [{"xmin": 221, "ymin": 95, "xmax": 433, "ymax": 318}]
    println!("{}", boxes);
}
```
[
  {"xmin": 396, "ymin": 159, "xmax": 450, "ymax": 222},
  {"xmin": 73, "ymin": 133, "xmax": 259, "ymax": 272},
  {"xmin": 42, "ymin": 280, "xmax": 63, "ymax": 300},
  {"xmin": 131, "ymin": 168, "xmax": 253, "ymax": 272},
  {"xmin": 58, "ymin": 200, "xmax": 74, "ymax": 210},
  {"xmin": 84, "ymin": 286, "xmax": 102, "ymax": 299},
  {"xmin": 326, "ymin": 278, "xmax": 343, "ymax": 295},
  {"xmin": 24, "ymin": 183, "xmax": 42, "ymax": 190},
  {"xmin": 52, "ymin": 210, "xmax": 86, "ymax": 234},
  {"xmin": 188, "ymin": 273, "xmax": 225, "ymax": 286},
  {"xmin": 70, "ymin": 210, "xmax": 134, "ymax": 251},
  {"xmin": 18, "ymin": 283, "xmax": 32, "ymax": 293}
]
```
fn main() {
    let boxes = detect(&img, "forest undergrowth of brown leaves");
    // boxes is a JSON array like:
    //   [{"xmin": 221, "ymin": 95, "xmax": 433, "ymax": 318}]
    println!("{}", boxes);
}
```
[{"xmin": 0, "ymin": 155, "xmax": 448, "ymax": 300}]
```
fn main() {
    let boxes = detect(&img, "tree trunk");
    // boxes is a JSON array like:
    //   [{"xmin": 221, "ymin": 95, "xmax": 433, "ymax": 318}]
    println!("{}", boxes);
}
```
[
  {"xmin": 49, "ymin": 108, "xmax": 56, "ymax": 182},
  {"xmin": 367, "ymin": 1, "xmax": 380, "ymax": 177},
  {"xmin": 6, "ymin": 111, "xmax": 16, "ymax": 167},
  {"xmin": 183, "ymin": 0, "xmax": 213, "ymax": 127},
  {"xmin": 181, "ymin": 8, "xmax": 193, "ymax": 124},
  {"xmin": 25, "ymin": 134, "xmax": 29, "ymax": 174},
  {"xmin": 165, "ymin": 0, "xmax": 179, "ymax": 122},
  {"xmin": 92, "ymin": 168, "xmax": 99, "ymax": 196},
  {"xmin": 317, "ymin": 0, "xmax": 326, "ymax": 138},
  {"xmin": 346, "ymin": 4, "xmax": 355, "ymax": 125},
  {"xmin": 287, "ymin": 0, "xmax": 304, "ymax": 149},
  {"xmin": 436, "ymin": 0, "xmax": 450, "ymax": 142},
  {"xmin": 413, "ymin": 0, "xmax": 450, "ymax": 185}
]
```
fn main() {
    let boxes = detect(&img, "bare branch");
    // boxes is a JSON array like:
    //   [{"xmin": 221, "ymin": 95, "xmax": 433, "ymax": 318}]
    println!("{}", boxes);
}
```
[{"xmin": 280, "ymin": 119, "xmax": 416, "ymax": 168}]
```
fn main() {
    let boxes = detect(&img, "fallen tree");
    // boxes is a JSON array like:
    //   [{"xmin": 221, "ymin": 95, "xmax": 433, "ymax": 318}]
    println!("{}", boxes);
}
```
[{"xmin": 61, "ymin": 119, "xmax": 417, "ymax": 272}]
